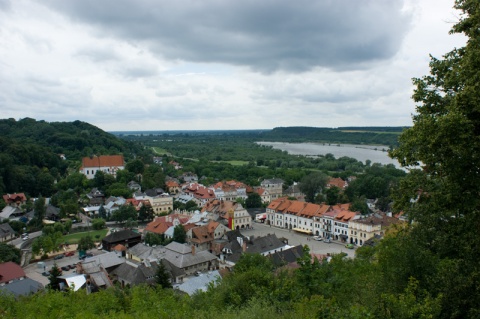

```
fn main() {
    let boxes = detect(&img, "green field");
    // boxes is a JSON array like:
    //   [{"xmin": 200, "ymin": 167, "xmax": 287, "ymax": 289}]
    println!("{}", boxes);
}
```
[
  {"xmin": 212, "ymin": 160, "xmax": 250, "ymax": 166},
  {"xmin": 63, "ymin": 229, "xmax": 108, "ymax": 244},
  {"xmin": 152, "ymin": 147, "xmax": 171, "ymax": 156}
]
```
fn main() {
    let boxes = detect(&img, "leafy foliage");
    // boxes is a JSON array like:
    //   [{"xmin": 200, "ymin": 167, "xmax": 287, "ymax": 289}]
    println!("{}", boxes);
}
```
[{"xmin": 0, "ymin": 242, "xmax": 21, "ymax": 264}]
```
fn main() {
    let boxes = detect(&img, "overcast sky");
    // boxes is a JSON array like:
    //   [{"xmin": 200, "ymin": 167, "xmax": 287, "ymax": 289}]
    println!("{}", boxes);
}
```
[{"xmin": 0, "ymin": 0, "xmax": 467, "ymax": 131}]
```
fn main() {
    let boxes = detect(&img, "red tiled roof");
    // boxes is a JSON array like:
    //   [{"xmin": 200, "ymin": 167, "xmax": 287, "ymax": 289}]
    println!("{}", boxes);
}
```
[
  {"xmin": 166, "ymin": 181, "xmax": 179, "ymax": 187},
  {"xmin": 327, "ymin": 177, "xmax": 347, "ymax": 189},
  {"xmin": 2, "ymin": 193, "xmax": 27, "ymax": 204},
  {"xmin": 0, "ymin": 262, "xmax": 26, "ymax": 284},
  {"xmin": 82, "ymin": 155, "xmax": 124, "ymax": 168}
]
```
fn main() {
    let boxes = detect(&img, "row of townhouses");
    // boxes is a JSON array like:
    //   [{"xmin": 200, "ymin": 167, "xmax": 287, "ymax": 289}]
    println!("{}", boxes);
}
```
[{"xmin": 267, "ymin": 198, "xmax": 402, "ymax": 246}]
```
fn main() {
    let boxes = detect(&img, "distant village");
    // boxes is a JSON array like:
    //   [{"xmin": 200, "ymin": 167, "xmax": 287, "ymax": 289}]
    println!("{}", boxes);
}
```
[{"xmin": 0, "ymin": 154, "xmax": 405, "ymax": 297}]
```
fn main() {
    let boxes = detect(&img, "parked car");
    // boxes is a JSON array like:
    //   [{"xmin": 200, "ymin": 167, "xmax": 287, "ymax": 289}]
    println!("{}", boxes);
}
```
[
  {"xmin": 323, "ymin": 238, "xmax": 331, "ymax": 243},
  {"xmin": 313, "ymin": 236, "xmax": 323, "ymax": 241},
  {"xmin": 61, "ymin": 266, "xmax": 69, "ymax": 271},
  {"xmin": 54, "ymin": 254, "xmax": 64, "ymax": 260},
  {"xmin": 345, "ymin": 243, "xmax": 355, "ymax": 249},
  {"xmin": 42, "ymin": 272, "xmax": 50, "ymax": 277},
  {"xmin": 65, "ymin": 251, "xmax": 75, "ymax": 257}
]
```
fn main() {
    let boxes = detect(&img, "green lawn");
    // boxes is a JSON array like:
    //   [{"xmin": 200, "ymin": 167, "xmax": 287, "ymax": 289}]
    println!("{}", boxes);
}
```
[{"xmin": 63, "ymin": 229, "xmax": 108, "ymax": 244}]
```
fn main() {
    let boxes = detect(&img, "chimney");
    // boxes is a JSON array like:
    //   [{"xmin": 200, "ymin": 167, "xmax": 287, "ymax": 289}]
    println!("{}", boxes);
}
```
[{"xmin": 191, "ymin": 245, "xmax": 196, "ymax": 255}]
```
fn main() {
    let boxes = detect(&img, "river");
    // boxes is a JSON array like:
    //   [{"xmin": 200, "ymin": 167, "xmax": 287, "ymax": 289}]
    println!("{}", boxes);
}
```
[{"xmin": 256, "ymin": 142, "xmax": 401, "ymax": 167}]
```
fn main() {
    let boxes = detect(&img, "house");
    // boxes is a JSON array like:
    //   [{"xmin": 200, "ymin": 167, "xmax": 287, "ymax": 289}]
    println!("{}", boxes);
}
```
[
  {"xmin": 268, "ymin": 244, "xmax": 304, "ymax": 268},
  {"xmin": 86, "ymin": 188, "xmax": 105, "ymax": 206},
  {"xmin": 332, "ymin": 210, "xmax": 360, "ymax": 242},
  {"xmin": 169, "ymin": 161, "xmax": 183, "ymax": 170},
  {"xmin": 126, "ymin": 242, "xmax": 218, "ymax": 280},
  {"xmin": 80, "ymin": 155, "xmax": 125, "ymax": 180},
  {"xmin": 127, "ymin": 181, "xmax": 141, "ymax": 192},
  {"xmin": 326, "ymin": 177, "xmax": 348, "ymax": 190},
  {"xmin": 45, "ymin": 204, "xmax": 61, "ymax": 221},
  {"xmin": 57, "ymin": 274, "xmax": 87, "ymax": 291},
  {"xmin": 260, "ymin": 178, "xmax": 284, "ymax": 200},
  {"xmin": 145, "ymin": 193, "xmax": 173, "ymax": 216},
  {"xmin": 0, "ymin": 223, "xmax": 15, "ymax": 242},
  {"xmin": 254, "ymin": 188, "xmax": 271, "ymax": 204},
  {"xmin": 182, "ymin": 183, "xmax": 216, "ymax": 206},
  {"xmin": 0, "ymin": 278, "xmax": 43, "ymax": 297},
  {"xmin": 165, "ymin": 180, "xmax": 181, "ymax": 195},
  {"xmin": 266, "ymin": 198, "xmax": 329, "ymax": 235},
  {"xmin": 2, "ymin": 193, "xmax": 27, "ymax": 207},
  {"xmin": 0, "ymin": 206, "xmax": 22, "ymax": 222},
  {"xmin": 348, "ymin": 214, "xmax": 403, "ymax": 246},
  {"xmin": 101, "ymin": 229, "xmax": 142, "ymax": 251},
  {"xmin": 0, "ymin": 262, "xmax": 26, "ymax": 284},
  {"xmin": 110, "ymin": 259, "xmax": 159, "ymax": 287},
  {"xmin": 223, "ymin": 233, "xmax": 291, "ymax": 265},
  {"xmin": 79, "ymin": 259, "xmax": 114, "ymax": 290},
  {"xmin": 181, "ymin": 172, "xmax": 198, "ymax": 183},
  {"xmin": 210, "ymin": 180, "xmax": 248, "ymax": 202},
  {"xmin": 186, "ymin": 221, "xmax": 229, "ymax": 252},
  {"xmin": 201, "ymin": 200, "xmax": 252, "ymax": 230},
  {"xmin": 144, "ymin": 214, "xmax": 190, "ymax": 236},
  {"xmin": 283, "ymin": 182, "xmax": 304, "ymax": 200},
  {"xmin": 175, "ymin": 270, "xmax": 221, "ymax": 295}
]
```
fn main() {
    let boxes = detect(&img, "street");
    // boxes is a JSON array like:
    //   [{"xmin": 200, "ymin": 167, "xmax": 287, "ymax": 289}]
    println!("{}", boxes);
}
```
[{"xmin": 242, "ymin": 222, "xmax": 356, "ymax": 259}]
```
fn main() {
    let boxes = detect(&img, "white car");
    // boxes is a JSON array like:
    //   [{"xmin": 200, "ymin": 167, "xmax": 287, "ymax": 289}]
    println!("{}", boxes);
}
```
[{"xmin": 312, "ymin": 236, "xmax": 323, "ymax": 241}]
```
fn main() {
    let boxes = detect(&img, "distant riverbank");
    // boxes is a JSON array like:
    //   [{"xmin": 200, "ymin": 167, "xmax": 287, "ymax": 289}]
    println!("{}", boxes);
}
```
[{"xmin": 256, "ymin": 142, "xmax": 401, "ymax": 167}]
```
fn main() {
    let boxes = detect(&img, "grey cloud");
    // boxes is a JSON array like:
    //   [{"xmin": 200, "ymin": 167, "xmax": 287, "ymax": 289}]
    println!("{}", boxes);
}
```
[{"xmin": 43, "ymin": 0, "xmax": 412, "ymax": 73}]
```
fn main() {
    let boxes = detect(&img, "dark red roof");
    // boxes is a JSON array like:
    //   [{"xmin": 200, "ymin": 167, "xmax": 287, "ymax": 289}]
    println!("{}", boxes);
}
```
[{"xmin": 0, "ymin": 262, "xmax": 26, "ymax": 284}]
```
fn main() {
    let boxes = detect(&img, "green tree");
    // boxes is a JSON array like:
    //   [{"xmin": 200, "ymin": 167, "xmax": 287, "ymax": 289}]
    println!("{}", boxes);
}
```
[
  {"xmin": 155, "ymin": 261, "xmax": 173, "ymax": 289},
  {"xmin": 126, "ymin": 159, "xmax": 145, "ymax": 175},
  {"xmin": 0, "ymin": 242, "xmax": 21, "ymax": 264},
  {"xmin": 77, "ymin": 235, "xmax": 95, "ymax": 252},
  {"xmin": 47, "ymin": 263, "xmax": 62, "ymax": 291},
  {"xmin": 389, "ymin": 2, "xmax": 480, "ymax": 317},
  {"xmin": 172, "ymin": 224, "xmax": 186, "ymax": 244},
  {"xmin": 112, "ymin": 205, "xmax": 137, "ymax": 223},
  {"xmin": 299, "ymin": 172, "xmax": 328, "ymax": 203},
  {"xmin": 245, "ymin": 192, "xmax": 262, "ymax": 208},
  {"xmin": 91, "ymin": 218, "xmax": 106, "ymax": 230},
  {"xmin": 33, "ymin": 196, "xmax": 46, "ymax": 226},
  {"xmin": 138, "ymin": 205, "xmax": 153, "ymax": 222}
]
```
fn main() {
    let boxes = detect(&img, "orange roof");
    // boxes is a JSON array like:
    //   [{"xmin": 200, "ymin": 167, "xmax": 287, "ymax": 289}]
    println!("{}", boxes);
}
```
[
  {"xmin": 267, "ymin": 198, "xmax": 286, "ymax": 210},
  {"xmin": 327, "ymin": 177, "xmax": 347, "ymax": 189},
  {"xmin": 207, "ymin": 220, "xmax": 220, "ymax": 233},
  {"xmin": 82, "ymin": 155, "xmax": 124, "ymax": 168},
  {"xmin": 285, "ymin": 201, "xmax": 305, "ymax": 215},
  {"xmin": 329, "ymin": 203, "xmax": 351, "ymax": 212},
  {"xmin": 335, "ymin": 211, "xmax": 357, "ymax": 222},
  {"xmin": 166, "ymin": 180, "xmax": 179, "ymax": 187}
]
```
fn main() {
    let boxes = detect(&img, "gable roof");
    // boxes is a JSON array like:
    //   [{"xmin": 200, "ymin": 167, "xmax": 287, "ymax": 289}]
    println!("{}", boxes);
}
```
[
  {"xmin": 246, "ymin": 234, "xmax": 286, "ymax": 255},
  {"xmin": 3, "ymin": 193, "xmax": 27, "ymax": 205},
  {"xmin": 102, "ymin": 229, "xmax": 141, "ymax": 243},
  {"xmin": 0, "ymin": 278, "xmax": 43, "ymax": 297},
  {"xmin": 268, "ymin": 245, "xmax": 304, "ymax": 267},
  {"xmin": 0, "ymin": 262, "xmax": 26, "ymax": 284},
  {"xmin": 81, "ymin": 155, "xmax": 124, "ymax": 168},
  {"xmin": 0, "ymin": 223, "xmax": 15, "ymax": 238}
]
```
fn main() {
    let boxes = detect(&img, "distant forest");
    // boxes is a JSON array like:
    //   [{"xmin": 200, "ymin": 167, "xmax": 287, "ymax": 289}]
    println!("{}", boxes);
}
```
[{"xmin": 113, "ymin": 126, "xmax": 406, "ymax": 146}]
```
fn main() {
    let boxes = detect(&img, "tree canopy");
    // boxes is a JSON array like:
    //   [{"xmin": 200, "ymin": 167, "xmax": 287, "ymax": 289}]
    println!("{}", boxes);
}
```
[{"xmin": 389, "ymin": 1, "xmax": 480, "ymax": 317}]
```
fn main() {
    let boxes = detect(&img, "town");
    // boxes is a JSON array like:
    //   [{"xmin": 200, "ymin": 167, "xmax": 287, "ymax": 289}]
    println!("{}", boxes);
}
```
[{"xmin": 1, "ymin": 153, "xmax": 405, "ymax": 297}]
